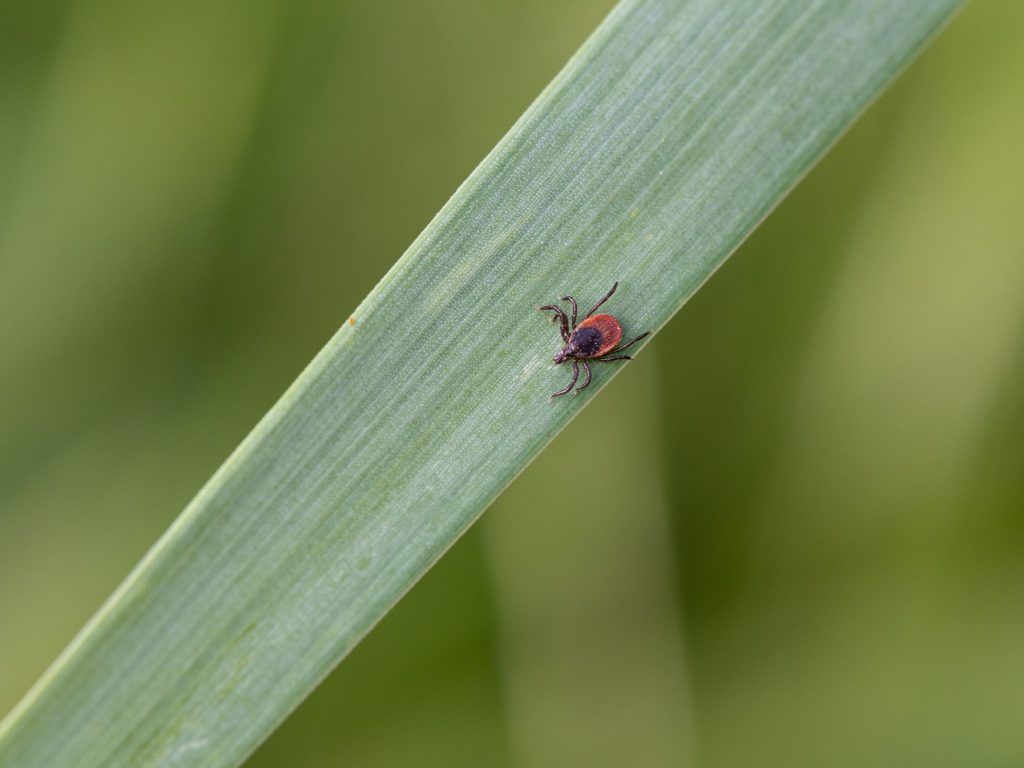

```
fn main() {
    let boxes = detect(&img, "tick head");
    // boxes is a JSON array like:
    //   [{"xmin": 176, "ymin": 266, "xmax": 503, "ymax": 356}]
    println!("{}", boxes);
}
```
[{"xmin": 553, "ymin": 345, "xmax": 573, "ymax": 364}]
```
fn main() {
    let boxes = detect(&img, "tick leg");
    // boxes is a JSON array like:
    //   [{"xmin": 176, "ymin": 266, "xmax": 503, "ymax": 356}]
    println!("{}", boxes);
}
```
[
  {"xmin": 606, "ymin": 331, "xmax": 650, "ymax": 355},
  {"xmin": 584, "ymin": 281, "xmax": 619, "ymax": 319},
  {"xmin": 574, "ymin": 360, "xmax": 592, "ymax": 393},
  {"xmin": 551, "ymin": 359, "xmax": 579, "ymax": 399},
  {"xmin": 560, "ymin": 295, "xmax": 578, "ymax": 328},
  {"xmin": 593, "ymin": 354, "xmax": 631, "ymax": 362},
  {"xmin": 539, "ymin": 304, "xmax": 571, "ymax": 341}
]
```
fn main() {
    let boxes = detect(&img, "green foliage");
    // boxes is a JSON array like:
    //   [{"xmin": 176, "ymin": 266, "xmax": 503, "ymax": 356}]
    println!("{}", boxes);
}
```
[{"xmin": 0, "ymin": 1, "xmax": 965, "ymax": 766}]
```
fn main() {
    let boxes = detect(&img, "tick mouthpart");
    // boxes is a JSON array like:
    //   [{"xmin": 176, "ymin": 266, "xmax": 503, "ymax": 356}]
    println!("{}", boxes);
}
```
[{"xmin": 553, "ymin": 346, "xmax": 573, "ymax": 364}]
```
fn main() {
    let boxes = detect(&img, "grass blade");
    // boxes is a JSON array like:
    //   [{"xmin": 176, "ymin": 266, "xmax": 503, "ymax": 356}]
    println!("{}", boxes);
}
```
[{"xmin": 0, "ymin": 1, "xmax": 963, "ymax": 765}]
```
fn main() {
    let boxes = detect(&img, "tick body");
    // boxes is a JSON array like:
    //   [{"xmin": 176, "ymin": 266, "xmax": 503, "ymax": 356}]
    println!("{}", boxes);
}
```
[{"xmin": 539, "ymin": 281, "xmax": 649, "ymax": 399}]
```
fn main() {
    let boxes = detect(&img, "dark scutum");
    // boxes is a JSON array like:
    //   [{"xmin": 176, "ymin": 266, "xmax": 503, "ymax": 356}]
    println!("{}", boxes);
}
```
[{"xmin": 570, "ymin": 326, "xmax": 602, "ymax": 357}]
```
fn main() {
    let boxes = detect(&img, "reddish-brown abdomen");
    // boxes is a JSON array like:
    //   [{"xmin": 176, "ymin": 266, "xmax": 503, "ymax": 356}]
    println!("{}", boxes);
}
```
[{"xmin": 576, "ymin": 314, "xmax": 622, "ymax": 357}]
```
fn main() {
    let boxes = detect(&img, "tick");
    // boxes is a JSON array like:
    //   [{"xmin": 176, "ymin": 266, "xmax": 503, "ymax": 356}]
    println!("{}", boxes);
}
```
[{"xmin": 539, "ymin": 281, "xmax": 650, "ymax": 399}]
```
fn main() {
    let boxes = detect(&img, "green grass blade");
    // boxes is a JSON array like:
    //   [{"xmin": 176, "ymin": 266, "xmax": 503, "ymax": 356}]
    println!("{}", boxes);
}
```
[{"xmin": 0, "ymin": 1, "xmax": 963, "ymax": 765}]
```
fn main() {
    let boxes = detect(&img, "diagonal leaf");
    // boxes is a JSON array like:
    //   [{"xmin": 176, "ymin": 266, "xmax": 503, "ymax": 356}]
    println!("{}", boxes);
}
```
[{"xmin": 0, "ymin": 1, "xmax": 964, "ymax": 765}]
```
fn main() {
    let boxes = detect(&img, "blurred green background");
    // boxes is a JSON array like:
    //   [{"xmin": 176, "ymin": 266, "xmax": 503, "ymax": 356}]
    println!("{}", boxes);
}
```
[{"xmin": 2, "ymin": 1, "xmax": 1023, "ymax": 766}]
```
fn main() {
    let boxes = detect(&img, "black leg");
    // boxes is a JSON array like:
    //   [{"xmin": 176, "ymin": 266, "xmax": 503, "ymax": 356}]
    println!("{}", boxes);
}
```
[
  {"xmin": 539, "ymin": 304, "xmax": 570, "ymax": 341},
  {"xmin": 574, "ymin": 360, "xmax": 592, "ymax": 393},
  {"xmin": 584, "ymin": 281, "xmax": 618, "ymax": 319},
  {"xmin": 592, "ymin": 354, "xmax": 631, "ymax": 362},
  {"xmin": 560, "ymin": 295, "xmax": 578, "ymax": 328},
  {"xmin": 607, "ymin": 331, "xmax": 649, "ymax": 355},
  {"xmin": 551, "ymin": 359, "xmax": 579, "ymax": 398}
]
